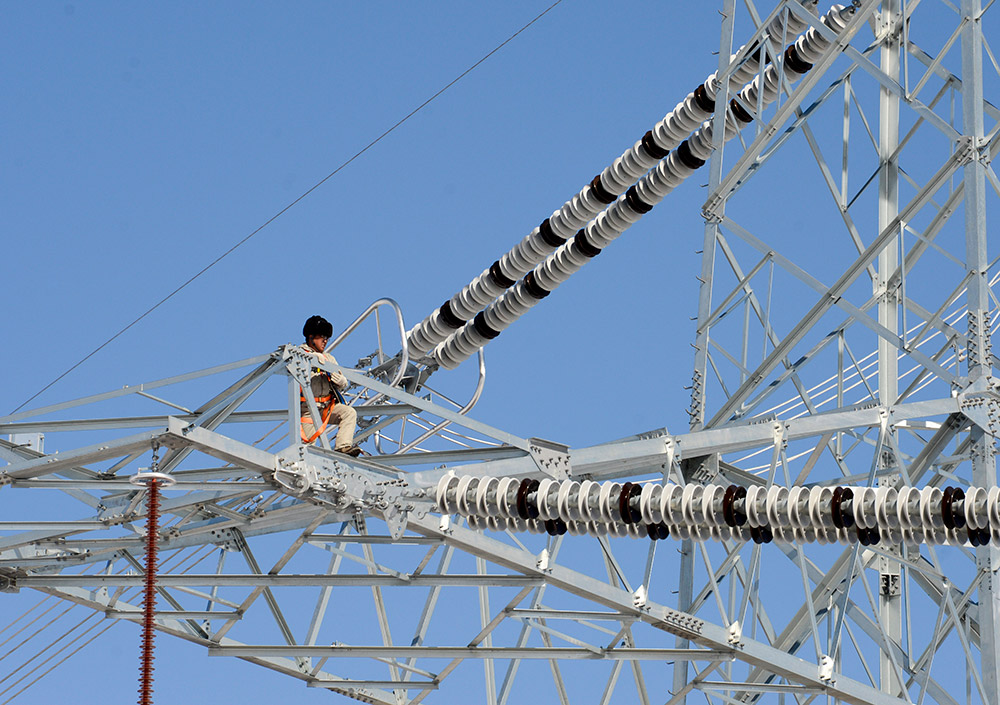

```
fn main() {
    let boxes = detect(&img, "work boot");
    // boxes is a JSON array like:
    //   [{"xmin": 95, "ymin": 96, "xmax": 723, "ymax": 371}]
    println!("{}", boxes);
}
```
[{"xmin": 336, "ymin": 445, "xmax": 363, "ymax": 458}]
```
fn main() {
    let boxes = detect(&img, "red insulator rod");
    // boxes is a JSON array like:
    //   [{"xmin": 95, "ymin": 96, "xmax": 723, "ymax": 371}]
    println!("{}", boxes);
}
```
[{"xmin": 138, "ymin": 477, "xmax": 161, "ymax": 705}]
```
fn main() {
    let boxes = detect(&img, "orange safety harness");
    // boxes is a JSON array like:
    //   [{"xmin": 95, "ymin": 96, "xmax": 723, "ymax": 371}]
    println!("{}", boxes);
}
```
[{"xmin": 299, "ymin": 367, "xmax": 343, "ymax": 443}]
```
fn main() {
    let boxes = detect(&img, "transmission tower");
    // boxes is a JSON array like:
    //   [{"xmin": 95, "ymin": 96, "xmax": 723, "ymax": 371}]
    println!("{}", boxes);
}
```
[{"xmin": 2, "ymin": 2, "xmax": 999, "ymax": 704}]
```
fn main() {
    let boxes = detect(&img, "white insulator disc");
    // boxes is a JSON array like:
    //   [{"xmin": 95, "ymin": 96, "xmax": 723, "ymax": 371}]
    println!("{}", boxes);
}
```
[
  {"xmin": 626, "ymin": 523, "xmax": 644, "ymax": 539},
  {"xmin": 563, "ymin": 520, "xmax": 582, "ymax": 536},
  {"xmin": 536, "ymin": 479, "xmax": 560, "ymax": 521},
  {"xmin": 507, "ymin": 518, "xmax": 527, "ymax": 533},
  {"xmin": 766, "ymin": 486, "xmax": 790, "ymax": 528},
  {"xmin": 788, "ymin": 487, "xmax": 810, "ymax": 528},
  {"xmin": 732, "ymin": 525, "xmax": 751, "ymax": 542},
  {"xmin": 557, "ymin": 481, "xmax": 582, "ymax": 522},
  {"xmin": 922, "ymin": 524, "xmax": 942, "ymax": 545},
  {"xmin": 746, "ymin": 486, "xmax": 767, "ymax": 528},
  {"xmin": 661, "ymin": 484, "xmax": 684, "ymax": 525},
  {"xmin": 525, "ymin": 519, "xmax": 544, "ymax": 534},
  {"xmin": 836, "ymin": 528, "xmax": 851, "ymax": 545},
  {"xmin": 854, "ymin": 487, "xmax": 877, "ymax": 530},
  {"xmin": 795, "ymin": 526, "xmax": 816, "ymax": 544},
  {"xmin": 497, "ymin": 477, "xmax": 521, "ymax": 519},
  {"xmin": 770, "ymin": 527, "xmax": 790, "ymax": 543},
  {"xmin": 966, "ymin": 486, "xmax": 988, "ymax": 530},
  {"xmin": 485, "ymin": 516, "xmax": 508, "ymax": 532},
  {"xmin": 640, "ymin": 483, "xmax": 663, "ymax": 524},
  {"xmin": 599, "ymin": 482, "xmax": 621, "ymax": 523},
  {"xmin": 703, "ymin": 484, "xmax": 726, "ymax": 526},
  {"xmin": 467, "ymin": 515, "xmax": 485, "ymax": 530},
  {"xmin": 815, "ymin": 528, "xmax": 828, "ymax": 545},
  {"xmin": 586, "ymin": 521, "xmax": 608, "ymax": 537},
  {"xmin": 901, "ymin": 528, "xmax": 921, "ymax": 547},
  {"xmin": 456, "ymin": 476, "xmax": 479, "ymax": 517},
  {"xmin": 477, "ymin": 477, "xmax": 500, "ymax": 517},
  {"xmin": 881, "ymin": 526, "xmax": 901, "ymax": 545},
  {"xmin": 673, "ymin": 524, "xmax": 691, "ymax": 540},
  {"xmin": 579, "ymin": 480, "xmax": 602, "ymax": 522},
  {"xmin": 921, "ymin": 487, "xmax": 944, "ymax": 529},
  {"xmin": 608, "ymin": 522, "xmax": 630, "ymax": 538},
  {"xmin": 682, "ymin": 524, "xmax": 702, "ymax": 541},
  {"xmin": 809, "ymin": 487, "xmax": 833, "ymax": 528},
  {"xmin": 944, "ymin": 528, "xmax": 963, "ymax": 546},
  {"xmin": 898, "ymin": 487, "xmax": 921, "ymax": 528},
  {"xmin": 992, "ymin": 529, "xmax": 1000, "ymax": 548},
  {"xmin": 875, "ymin": 486, "xmax": 899, "ymax": 529},
  {"xmin": 438, "ymin": 474, "xmax": 461, "ymax": 514},
  {"xmin": 988, "ymin": 487, "xmax": 1000, "ymax": 528},
  {"xmin": 682, "ymin": 485, "xmax": 705, "ymax": 523}
]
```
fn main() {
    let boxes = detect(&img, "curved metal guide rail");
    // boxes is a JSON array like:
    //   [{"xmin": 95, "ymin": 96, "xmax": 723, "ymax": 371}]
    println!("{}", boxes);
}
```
[{"xmin": 3, "ymin": 0, "xmax": 1000, "ymax": 704}]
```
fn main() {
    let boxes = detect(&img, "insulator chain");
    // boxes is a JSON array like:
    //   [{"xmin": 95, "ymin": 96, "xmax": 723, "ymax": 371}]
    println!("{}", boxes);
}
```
[
  {"xmin": 405, "ymin": 2, "xmax": 821, "ymax": 359},
  {"xmin": 432, "ymin": 4, "xmax": 858, "ymax": 370},
  {"xmin": 437, "ymin": 475, "xmax": 1000, "ymax": 547}
]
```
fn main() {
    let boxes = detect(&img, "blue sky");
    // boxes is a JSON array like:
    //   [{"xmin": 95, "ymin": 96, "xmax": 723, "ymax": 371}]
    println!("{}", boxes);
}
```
[{"xmin": 2, "ymin": 1, "xmax": 995, "ymax": 703}]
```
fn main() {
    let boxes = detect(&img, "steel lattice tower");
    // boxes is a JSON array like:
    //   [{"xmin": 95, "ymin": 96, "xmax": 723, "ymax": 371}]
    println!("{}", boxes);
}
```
[{"xmin": 2, "ymin": 2, "xmax": 1000, "ymax": 704}]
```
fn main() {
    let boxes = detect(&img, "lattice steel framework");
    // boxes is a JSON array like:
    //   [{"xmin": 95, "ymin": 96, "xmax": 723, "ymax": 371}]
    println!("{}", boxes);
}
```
[{"xmin": 2, "ymin": 1, "xmax": 1000, "ymax": 704}]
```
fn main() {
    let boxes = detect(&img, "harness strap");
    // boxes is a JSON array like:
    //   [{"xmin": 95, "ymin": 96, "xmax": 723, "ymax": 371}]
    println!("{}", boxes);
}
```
[{"xmin": 300, "ymin": 404, "xmax": 334, "ymax": 443}]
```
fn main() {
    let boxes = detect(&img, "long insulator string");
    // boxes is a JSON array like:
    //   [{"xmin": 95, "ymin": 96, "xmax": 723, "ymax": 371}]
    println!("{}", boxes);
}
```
[
  {"xmin": 432, "ymin": 4, "xmax": 859, "ymax": 370},
  {"xmin": 404, "ymin": 1, "xmax": 821, "ymax": 358},
  {"xmin": 138, "ymin": 479, "xmax": 161, "ymax": 705},
  {"xmin": 438, "ymin": 475, "xmax": 999, "ymax": 548}
]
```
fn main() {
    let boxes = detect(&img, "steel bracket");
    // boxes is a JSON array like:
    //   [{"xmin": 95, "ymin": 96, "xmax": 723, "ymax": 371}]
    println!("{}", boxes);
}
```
[{"xmin": 528, "ymin": 437, "xmax": 572, "ymax": 480}]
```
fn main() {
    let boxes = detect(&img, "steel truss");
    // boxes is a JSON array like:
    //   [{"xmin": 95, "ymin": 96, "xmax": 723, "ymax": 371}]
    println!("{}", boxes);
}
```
[{"xmin": 3, "ymin": 1, "xmax": 1000, "ymax": 704}]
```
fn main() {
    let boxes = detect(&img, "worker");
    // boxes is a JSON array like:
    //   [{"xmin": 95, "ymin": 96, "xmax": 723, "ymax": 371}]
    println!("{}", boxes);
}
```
[{"xmin": 299, "ymin": 315, "xmax": 361, "ymax": 457}]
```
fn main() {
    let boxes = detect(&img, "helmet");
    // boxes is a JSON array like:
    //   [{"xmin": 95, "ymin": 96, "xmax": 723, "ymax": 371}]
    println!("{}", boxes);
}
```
[{"xmin": 303, "ymin": 315, "xmax": 333, "ymax": 339}]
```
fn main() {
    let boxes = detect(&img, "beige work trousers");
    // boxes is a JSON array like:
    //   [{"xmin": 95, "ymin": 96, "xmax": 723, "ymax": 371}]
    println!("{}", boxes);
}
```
[{"xmin": 301, "ymin": 403, "xmax": 357, "ymax": 451}]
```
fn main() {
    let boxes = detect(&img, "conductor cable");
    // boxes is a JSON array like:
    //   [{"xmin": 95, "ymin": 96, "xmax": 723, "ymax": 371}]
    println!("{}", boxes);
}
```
[
  {"xmin": 10, "ymin": 0, "xmax": 565, "ymax": 415},
  {"xmin": 405, "ymin": 1, "xmax": 821, "ymax": 357}
]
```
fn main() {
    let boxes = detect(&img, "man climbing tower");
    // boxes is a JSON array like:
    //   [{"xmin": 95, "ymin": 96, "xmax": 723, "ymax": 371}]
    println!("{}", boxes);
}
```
[{"xmin": 299, "ymin": 315, "xmax": 361, "ymax": 457}]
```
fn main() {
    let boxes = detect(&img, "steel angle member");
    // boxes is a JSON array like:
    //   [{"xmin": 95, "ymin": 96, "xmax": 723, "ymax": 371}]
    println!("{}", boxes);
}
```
[{"xmin": 528, "ymin": 437, "xmax": 572, "ymax": 479}]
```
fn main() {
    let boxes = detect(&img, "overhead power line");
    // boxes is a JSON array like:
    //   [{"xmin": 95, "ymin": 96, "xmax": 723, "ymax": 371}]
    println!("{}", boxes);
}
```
[{"xmin": 10, "ymin": 0, "xmax": 564, "ymax": 415}]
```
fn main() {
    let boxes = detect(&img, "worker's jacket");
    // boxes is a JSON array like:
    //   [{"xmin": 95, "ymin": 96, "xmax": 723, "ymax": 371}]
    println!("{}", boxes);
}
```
[{"xmin": 298, "ymin": 345, "xmax": 350, "ymax": 418}]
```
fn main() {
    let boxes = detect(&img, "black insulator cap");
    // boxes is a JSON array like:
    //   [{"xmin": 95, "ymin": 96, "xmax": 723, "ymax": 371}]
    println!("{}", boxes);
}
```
[
  {"xmin": 625, "ymin": 185, "xmax": 654, "ymax": 214},
  {"xmin": 856, "ymin": 526, "xmax": 870, "ymax": 546},
  {"xmin": 589, "ymin": 174, "xmax": 617, "ymax": 204},
  {"xmin": 729, "ymin": 98, "xmax": 754, "ymax": 124},
  {"xmin": 646, "ymin": 523, "xmax": 670, "ymax": 541},
  {"xmin": 732, "ymin": 486, "xmax": 748, "ymax": 526},
  {"xmin": 970, "ymin": 527, "xmax": 991, "ymax": 547},
  {"xmin": 831, "ymin": 487, "xmax": 855, "ymax": 529},
  {"xmin": 942, "ymin": 487, "xmax": 966, "ymax": 529},
  {"xmin": 641, "ymin": 130, "xmax": 670, "ymax": 160},
  {"xmin": 750, "ymin": 525, "xmax": 773, "ymax": 544},
  {"xmin": 516, "ymin": 478, "xmax": 540, "ymax": 520},
  {"xmin": 722, "ymin": 485, "xmax": 737, "ymax": 527},
  {"xmin": 676, "ymin": 140, "xmax": 706, "ymax": 170},
  {"xmin": 619, "ymin": 482, "xmax": 642, "ymax": 524},
  {"xmin": 544, "ymin": 519, "xmax": 568, "ymax": 536},
  {"xmin": 439, "ymin": 300, "xmax": 466, "ymax": 329},
  {"xmin": 522, "ymin": 271, "xmax": 551, "ymax": 300},
  {"xmin": 693, "ymin": 83, "xmax": 716, "ymax": 113},
  {"xmin": 746, "ymin": 40, "xmax": 762, "ymax": 63},
  {"xmin": 969, "ymin": 526, "xmax": 983, "ymax": 547},
  {"xmin": 573, "ymin": 229, "xmax": 602, "ymax": 258},
  {"xmin": 489, "ymin": 260, "xmax": 516, "ymax": 289},
  {"xmin": 538, "ymin": 218, "xmax": 568, "ymax": 249},
  {"xmin": 473, "ymin": 311, "xmax": 501, "ymax": 340},
  {"xmin": 783, "ymin": 44, "xmax": 813, "ymax": 74}
]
